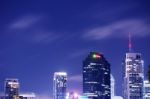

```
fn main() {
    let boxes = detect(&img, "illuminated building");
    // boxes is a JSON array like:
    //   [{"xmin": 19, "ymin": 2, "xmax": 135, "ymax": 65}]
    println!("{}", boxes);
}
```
[
  {"xmin": 53, "ymin": 72, "xmax": 67, "ymax": 99},
  {"xmin": 19, "ymin": 93, "xmax": 36, "ymax": 99},
  {"xmin": 78, "ymin": 95, "xmax": 89, "ymax": 99},
  {"xmin": 112, "ymin": 96, "xmax": 123, "ymax": 99},
  {"xmin": 123, "ymin": 34, "xmax": 144, "ymax": 99},
  {"xmin": 5, "ymin": 79, "xmax": 20, "ymax": 99},
  {"xmin": 111, "ymin": 75, "xmax": 123, "ymax": 99},
  {"xmin": 66, "ymin": 92, "xmax": 79, "ymax": 99},
  {"xmin": 123, "ymin": 53, "xmax": 144, "ymax": 99},
  {"xmin": 111, "ymin": 74, "xmax": 115, "ymax": 97},
  {"xmin": 144, "ymin": 80, "xmax": 150, "ymax": 99},
  {"xmin": 66, "ymin": 92, "xmax": 89, "ymax": 99},
  {"xmin": 83, "ymin": 52, "xmax": 111, "ymax": 99}
]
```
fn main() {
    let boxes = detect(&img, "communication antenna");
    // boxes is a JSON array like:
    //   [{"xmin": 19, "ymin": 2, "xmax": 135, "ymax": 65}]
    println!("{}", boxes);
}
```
[{"xmin": 128, "ymin": 32, "xmax": 132, "ymax": 52}]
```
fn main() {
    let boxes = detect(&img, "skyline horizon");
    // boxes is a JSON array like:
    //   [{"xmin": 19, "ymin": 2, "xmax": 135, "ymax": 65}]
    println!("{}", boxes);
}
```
[
  {"xmin": 0, "ymin": 0, "xmax": 150, "ymax": 99},
  {"xmin": 0, "ymin": 48, "xmax": 148, "ymax": 95}
]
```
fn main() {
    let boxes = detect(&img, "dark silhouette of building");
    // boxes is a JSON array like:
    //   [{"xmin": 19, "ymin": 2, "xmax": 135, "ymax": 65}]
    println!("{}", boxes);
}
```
[{"xmin": 83, "ymin": 52, "xmax": 111, "ymax": 99}]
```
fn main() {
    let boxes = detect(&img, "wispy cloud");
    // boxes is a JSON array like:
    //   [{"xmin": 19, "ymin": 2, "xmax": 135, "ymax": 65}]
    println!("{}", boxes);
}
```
[
  {"xmin": 8, "ymin": 15, "xmax": 61, "ymax": 44},
  {"xmin": 83, "ymin": 19, "xmax": 150, "ymax": 40},
  {"xmin": 31, "ymin": 31, "xmax": 61, "ymax": 43},
  {"xmin": 9, "ymin": 15, "xmax": 42, "ymax": 29},
  {"xmin": 68, "ymin": 75, "xmax": 82, "ymax": 82},
  {"xmin": 69, "ymin": 49, "xmax": 89, "ymax": 59}
]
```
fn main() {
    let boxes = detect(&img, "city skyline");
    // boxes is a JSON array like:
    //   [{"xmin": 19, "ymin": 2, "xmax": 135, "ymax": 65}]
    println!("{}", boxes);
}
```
[{"xmin": 0, "ymin": 0, "xmax": 150, "ymax": 99}]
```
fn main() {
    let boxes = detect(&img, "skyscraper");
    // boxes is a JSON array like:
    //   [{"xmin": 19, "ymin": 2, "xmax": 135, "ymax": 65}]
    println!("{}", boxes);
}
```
[
  {"xmin": 111, "ymin": 75, "xmax": 123, "ymax": 99},
  {"xmin": 144, "ymin": 80, "xmax": 150, "ymax": 99},
  {"xmin": 111, "ymin": 74, "xmax": 115, "ymax": 97},
  {"xmin": 19, "ymin": 93, "xmax": 36, "ymax": 99},
  {"xmin": 53, "ymin": 72, "xmax": 67, "ymax": 99},
  {"xmin": 83, "ymin": 52, "xmax": 111, "ymax": 99},
  {"xmin": 123, "ymin": 34, "xmax": 144, "ymax": 99},
  {"xmin": 5, "ymin": 79, "xmax": 20, "ymax": 99}
]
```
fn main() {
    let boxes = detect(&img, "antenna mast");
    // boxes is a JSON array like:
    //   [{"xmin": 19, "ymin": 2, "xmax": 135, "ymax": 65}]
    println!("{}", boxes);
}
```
[{"xmin": 128, "ymin": 32, "xmax": 132, "ymax": 52}]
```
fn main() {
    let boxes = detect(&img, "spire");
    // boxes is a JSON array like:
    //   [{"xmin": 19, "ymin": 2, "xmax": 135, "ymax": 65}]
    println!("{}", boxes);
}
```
[{"xmin": 128, "ymin": 32, "xmax": 132, "ymax": 52}]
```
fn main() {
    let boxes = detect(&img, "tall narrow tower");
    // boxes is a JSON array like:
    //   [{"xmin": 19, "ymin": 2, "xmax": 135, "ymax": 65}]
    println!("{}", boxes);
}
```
[
  {"xmin": 83, "ymin": 52, "xmax": 111, "ymax": 99},
  {"xmin": 123, "ymin": 34, "xmax": 144, "ymax": 99},
  {"xmin": 128, "ymin": 32, "xmax": 132, "ymax": 52},
  {"xmin": 53, "ymin": 72, "xmax": 67, "ymax": 99}
]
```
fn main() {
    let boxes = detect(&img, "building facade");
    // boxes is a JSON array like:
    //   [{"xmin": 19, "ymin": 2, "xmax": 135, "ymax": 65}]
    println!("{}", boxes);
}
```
[
  {"xmin": 83, "ymin": 52, "xmax": 111, "ymax": 99},
  {"xmin": 123, "ymin": 53, "xmax": 144, "ymax": 99},
  {"xmin": 19, "ymin": 93, "xmax": 36, "ymax": 99},
  {"xmin": 53, "ymin": 72, "xmax": 67, "ymax": 99},
  {"xmin": 0, "ymin": 96, "xmax": 4, "ymax": 99},
  {"xmin": 144, "ymin": 80, "xmax": 150, "ymax": 99},
  {"xmin": 111, "ymin": 74, "xmax": 123, "ymax": 99},
  {"xmin": 5, "ymin": 79, "xmax": 20, "ymax": 99},
  {"xmin": 111, "ymin": 74, "xmax": 115, "ymax": 97}
]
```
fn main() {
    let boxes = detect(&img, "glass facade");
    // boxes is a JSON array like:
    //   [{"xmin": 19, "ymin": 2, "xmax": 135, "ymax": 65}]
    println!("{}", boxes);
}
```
[
  {"xmin": 111, "ymin": 74, "xmax": 115, "ymax": 97},
  {"xmin": 5, "ymin": 79, "xmax": 20, "ymax": 99},
  {"xmin": 53, "ymin": 72, "xmax": 67, "ymax": 99},
  {"xmin": 144, "ymin": 80, "xmax": 150, "ymax": 99},
  {"xmin": 83, "ymin": 52, "xmax": 111, "ymax": 99},
  {"xmin": 123, "ymin": 53, "xmax": 144, "ymax": 99},
  {"xmin": 19, "ymin": 93, "xmax": 36, "ymax": 99}
]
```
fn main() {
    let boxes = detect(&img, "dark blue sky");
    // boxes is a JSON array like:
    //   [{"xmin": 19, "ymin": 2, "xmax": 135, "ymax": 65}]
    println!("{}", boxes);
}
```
[{"xmin": 0, "ymin": 0, "xmax": 150, "ymax": 98}]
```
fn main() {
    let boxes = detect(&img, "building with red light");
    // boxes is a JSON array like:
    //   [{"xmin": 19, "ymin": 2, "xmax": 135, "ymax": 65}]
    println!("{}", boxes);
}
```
[{"xmin": 83, "ymin": 52, "xmax": 111, "ymax": 99}]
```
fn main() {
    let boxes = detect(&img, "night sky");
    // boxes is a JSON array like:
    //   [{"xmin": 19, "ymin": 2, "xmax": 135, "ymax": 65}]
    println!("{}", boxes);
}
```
[{"xmin": 0, "ymin": 0, "xmax": 150, "ymax": 98}]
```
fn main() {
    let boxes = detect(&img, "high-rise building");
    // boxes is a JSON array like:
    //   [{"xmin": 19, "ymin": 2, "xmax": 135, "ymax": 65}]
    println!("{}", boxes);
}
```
[
  {"xmin": 123, "ymin": 33, "xmax": 144, "ymax": 99},
  {"xmin": 0, "ymin": 93, "xmax": 4, "ymax": 99},
  {"xmin": 111, "ymin": 74, "xmax": 115, "ymax": 97},
  {"xmin": 66, "ymin": 92, "xmax": 89, "ymax": 99},
  {"xmin": 5, "ymin": 79, "xmax": 20, "ymax": 99},
  {"xmin": 144, "ymin": 80, "xmax": 150, "ymax": 99},
  {"xmin": 19, "ymin": 93, "xmax": 36, "ymax": 99},
  {"xmin": 0, "ymin": 96, "xmax": 4, "ymax": 99},
  {"xmin": 111, "ymin": 74, "xmax": 123, "ymax": 99},
  {"xmin": 123, "ymin": 53, "xmax": 144, "ymax": 99},
  {"xmin": 83, "ymin": 52, "xmax": 111, "ymax": 99},
  {"xmin": 53, "ymin": 72, "xmax": 67, "ymax": 99}
]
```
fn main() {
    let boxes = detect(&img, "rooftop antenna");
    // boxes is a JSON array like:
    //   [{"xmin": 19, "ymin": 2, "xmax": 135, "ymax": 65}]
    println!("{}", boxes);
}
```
[{"xmin": 128, "ymin": 32, "xmax": 132, "ymax": 52}]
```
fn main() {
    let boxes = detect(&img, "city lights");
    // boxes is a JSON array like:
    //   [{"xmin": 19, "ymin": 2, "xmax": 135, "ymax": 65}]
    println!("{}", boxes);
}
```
[
  {"xmin": 0, "ymin": 1, "xmax": 149, "ymax": 99},
  {"xmin": 92, "ymin": 54, "xmax": 101, "ymax": 59}
]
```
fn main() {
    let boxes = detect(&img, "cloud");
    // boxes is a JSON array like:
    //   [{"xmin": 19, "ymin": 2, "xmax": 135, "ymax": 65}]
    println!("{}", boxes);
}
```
[
  {"xmin": 83, "ymin": 19, "xmax": 150, "ymax": 40},
  {"xmin": 9, "ymin": 15, "xmax": 42, "ymax": 29},
  {"xmin": 8, "ymin": 15, "xmax": 61, "ymax": 44},
  {"xmin": 69, "ymin": 49, "xmax": 89, "ymax": 59},
  {"xmin": 68, "ymin": 75, "xmax": 82, "ymax": 82},
  {"xmin": 31, "ymin": 31, "xmax": 61, "ymax": 43}
]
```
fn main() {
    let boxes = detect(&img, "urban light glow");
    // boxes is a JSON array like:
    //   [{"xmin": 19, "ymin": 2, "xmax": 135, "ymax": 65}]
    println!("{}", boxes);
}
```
[
  {"xmin": 73, "ymin": 93, "xmax": 78, "ymax": 98},
  {"xmin": 92, "ymin": 54, "xmax": 101, "ymax": 59}
]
